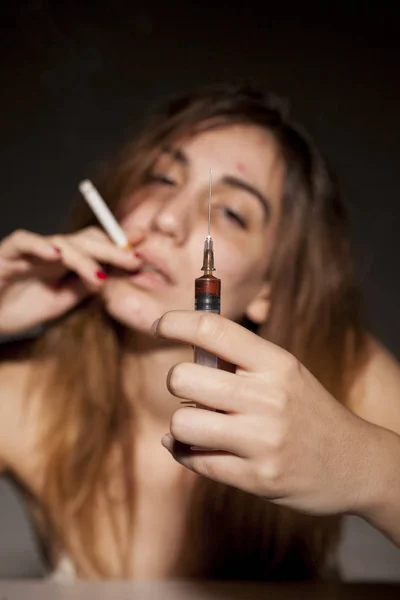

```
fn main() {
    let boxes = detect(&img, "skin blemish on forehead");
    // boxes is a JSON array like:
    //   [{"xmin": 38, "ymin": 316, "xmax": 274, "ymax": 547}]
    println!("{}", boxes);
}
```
[{"xmin": 236, "ymin": 162, "xmax": 246, "ymax": 174}]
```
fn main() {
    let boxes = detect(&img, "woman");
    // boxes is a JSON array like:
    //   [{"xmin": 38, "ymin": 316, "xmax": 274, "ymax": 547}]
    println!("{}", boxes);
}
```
[{"xmin": 0, "ymin": 83, "xmax": 399, "ymax": 580}]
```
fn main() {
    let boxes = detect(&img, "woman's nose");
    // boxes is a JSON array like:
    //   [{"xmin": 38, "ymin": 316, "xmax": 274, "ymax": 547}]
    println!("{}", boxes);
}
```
[{"xmin": 150, "ymin": 191, "xmax": 193, "ymax": 245}]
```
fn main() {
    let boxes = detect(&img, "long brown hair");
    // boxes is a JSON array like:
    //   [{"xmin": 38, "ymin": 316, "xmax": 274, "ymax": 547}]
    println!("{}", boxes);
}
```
[{"xmin": 32, "ymin": 83, "xmax": 367, "ymax": 579}]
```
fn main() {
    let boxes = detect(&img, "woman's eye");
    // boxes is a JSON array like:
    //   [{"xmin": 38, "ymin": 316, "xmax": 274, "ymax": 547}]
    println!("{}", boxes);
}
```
[
  {"xmin": 147, "ymin": 173, "xmax": 176, "ymax": 186},
  {"xmin": 217, "ymin": 206, "xmax": 247, "ymax": 229}
]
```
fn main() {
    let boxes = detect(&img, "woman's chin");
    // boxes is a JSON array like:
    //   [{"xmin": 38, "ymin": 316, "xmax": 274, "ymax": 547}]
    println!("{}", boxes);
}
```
[
  {"xmin": 103, "ymin": 288, "xmax": 162, "ymax": 335},
  {"xmin": 102, "ymin": 278, "xmax": 194, "ymax": 335}
]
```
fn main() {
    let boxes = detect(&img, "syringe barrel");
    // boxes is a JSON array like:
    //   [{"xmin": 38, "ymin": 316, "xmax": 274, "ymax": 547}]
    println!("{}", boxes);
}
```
[
  {"xmin": 194, "ymin": 274, "xmax": 221, "ymax": 410},
  {"xmin": 194, "ymin": 347, "xmax": 219, "ymax": 369}
]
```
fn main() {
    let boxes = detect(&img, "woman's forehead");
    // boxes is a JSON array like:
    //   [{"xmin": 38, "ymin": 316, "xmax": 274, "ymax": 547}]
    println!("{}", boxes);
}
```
[
  {"xmin": 167, "ymin": 125, "xmax": 284, "ymax": 200},
  {"xmin": 163, "ymin": 124, "xmax": 280, "ymax": 174}
]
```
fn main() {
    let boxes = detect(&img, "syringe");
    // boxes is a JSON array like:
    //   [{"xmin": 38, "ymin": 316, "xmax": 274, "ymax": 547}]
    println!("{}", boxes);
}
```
[{"xmin": 193, "ymin": 169, "xmax": 221, "ymax": 410}]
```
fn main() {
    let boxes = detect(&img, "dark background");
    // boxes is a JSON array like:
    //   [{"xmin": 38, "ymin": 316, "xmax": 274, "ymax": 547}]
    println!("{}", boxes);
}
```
[{"xmin": 1, "ymin": 1, "xmax": 400, "ymax": 356}]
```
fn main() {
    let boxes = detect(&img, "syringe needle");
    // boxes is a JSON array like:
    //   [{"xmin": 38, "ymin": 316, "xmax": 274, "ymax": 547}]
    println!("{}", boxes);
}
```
[{"xmin": 208, "ymin": 168, "xmax": 212, "ymax": 237}]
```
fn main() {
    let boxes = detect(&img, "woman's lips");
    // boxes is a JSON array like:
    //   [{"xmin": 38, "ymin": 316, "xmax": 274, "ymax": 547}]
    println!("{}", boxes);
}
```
[
  {"xmin": 134, "ymin": 250, "xmax": 175, "ymax": 285},
  {"xmin": 129, "ymin": 264, "xmax": 171, "ymax": 291},
  {"xmin": 107, "ymin": 248, "xmax": 176, "ymax": 291}
]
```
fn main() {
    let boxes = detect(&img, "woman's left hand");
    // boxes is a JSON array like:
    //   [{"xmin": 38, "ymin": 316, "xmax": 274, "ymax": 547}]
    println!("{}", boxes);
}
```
[{"xmin": 154, "ymin": 310, "xmax": 376, "ymax": 516}]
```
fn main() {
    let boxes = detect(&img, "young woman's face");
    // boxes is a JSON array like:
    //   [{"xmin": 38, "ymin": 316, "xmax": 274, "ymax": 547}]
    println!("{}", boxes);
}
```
[{"xmin": 103, "ymin": 124, "xmax": 284, "ymax": 333}]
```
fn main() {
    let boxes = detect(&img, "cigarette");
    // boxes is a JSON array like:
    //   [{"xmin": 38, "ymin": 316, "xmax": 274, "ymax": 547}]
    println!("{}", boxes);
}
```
[{"xmin": 78, "ymin": 179, "xmax": 131, "ymax": 249}]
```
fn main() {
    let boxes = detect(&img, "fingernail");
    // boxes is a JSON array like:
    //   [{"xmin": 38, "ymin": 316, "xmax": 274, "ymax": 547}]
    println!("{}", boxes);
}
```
[
  {"xmin": 161, "ymin": 434, "xmax": 173, "ymax": 451},
  {"xmin": 96, "ymin": 270, "xmax": 108, "ymax": 280},
  {"xmin": 151, "ymin": 318, "xmax": 160, "ymax": 335},
  {"xmin": 52, "ymin": 245, "xmax": 61, "ymax": 255}
]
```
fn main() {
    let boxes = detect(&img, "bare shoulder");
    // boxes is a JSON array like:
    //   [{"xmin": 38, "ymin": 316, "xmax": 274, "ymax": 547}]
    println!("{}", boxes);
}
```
[
  {"xmin": 0, "ymin": 340, "xmax": 43, "ymax": 474},
  {"xmin": 348, "ymin": 335, "xmax": 400, "ymax": 435}
]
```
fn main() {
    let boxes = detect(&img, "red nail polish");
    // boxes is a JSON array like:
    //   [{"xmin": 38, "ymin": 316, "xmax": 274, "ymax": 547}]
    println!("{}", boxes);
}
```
[
  {"xmin": 96, "ymin": 270, "xmax": 107, "ymax": 280},
  {"xmin": 52, "ymin": 245, "xmax": 61, "ymax": 254}
]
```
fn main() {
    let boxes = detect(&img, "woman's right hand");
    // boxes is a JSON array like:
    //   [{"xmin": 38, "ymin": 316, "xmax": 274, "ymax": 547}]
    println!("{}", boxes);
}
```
[{"xmin": 0, "ymin": 227, "xmax": 144, "ymax": 336}]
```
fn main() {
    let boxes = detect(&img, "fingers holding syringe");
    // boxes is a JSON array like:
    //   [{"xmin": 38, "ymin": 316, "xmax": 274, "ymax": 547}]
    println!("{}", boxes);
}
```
[
  {"xmin": 167, "ymin": 362, "xmax": 266, "ymax": 415},
  {"xmin": 161, "ymin": 432, "xmax": 252, "ymax": 490},
  {"xmin": 154, "ymin": 310, "xmax": 290, "ymax": 373},
  {"xmin": 166, "ymin": 406, "xmax": 256, "ymax": 458}
]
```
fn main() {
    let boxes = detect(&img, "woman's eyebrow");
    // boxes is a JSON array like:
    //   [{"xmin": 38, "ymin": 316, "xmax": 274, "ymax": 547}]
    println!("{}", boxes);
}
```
[
  {"xmin": 158, "ymin": 151, "xmax": 272, "ymax": 220},
  {"xmin": 221, "ymin": 175, "xmax": 271, "ymax": 220}
]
